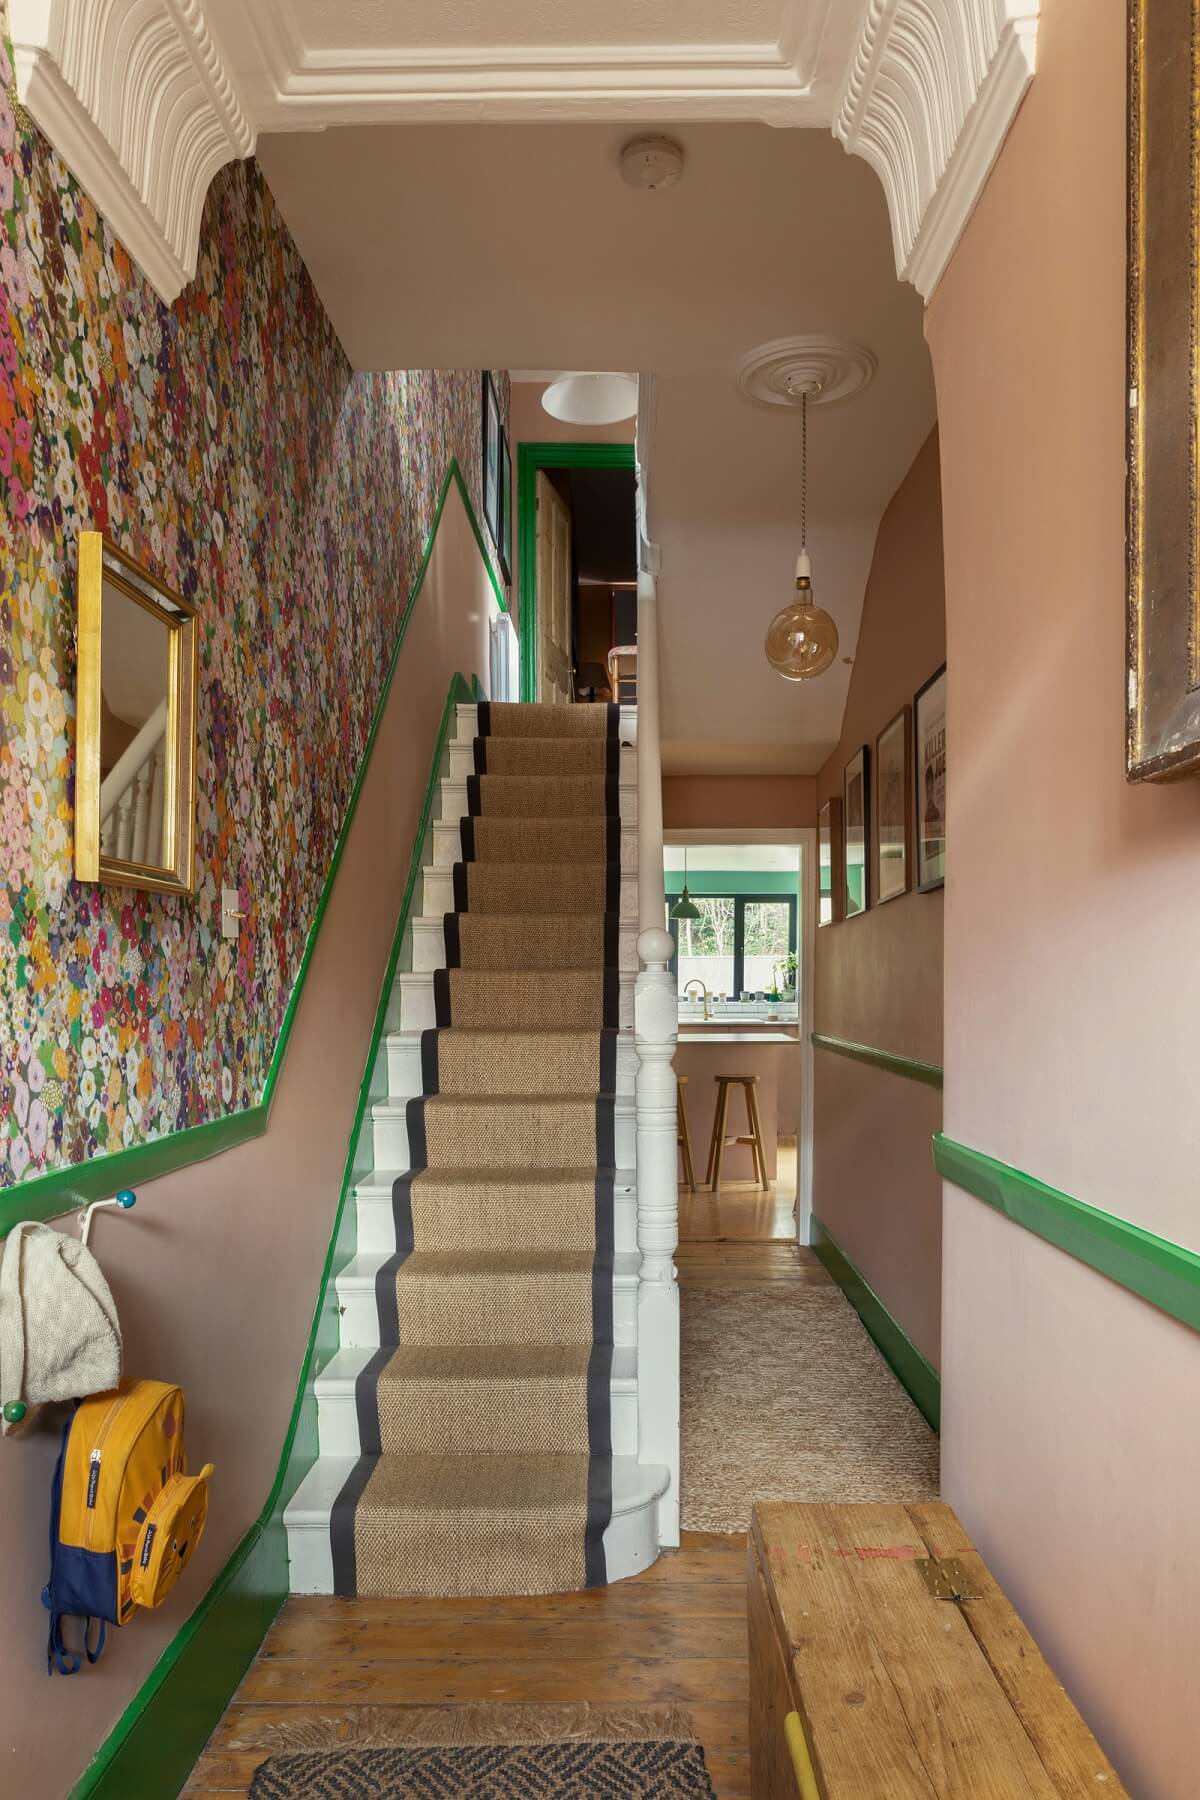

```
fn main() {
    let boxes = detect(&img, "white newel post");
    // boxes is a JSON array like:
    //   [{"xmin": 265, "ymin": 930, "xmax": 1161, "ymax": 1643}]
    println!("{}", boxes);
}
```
[{"xmin": 634, "ymin": 562, "xmax": 681, "ymax": 1545}]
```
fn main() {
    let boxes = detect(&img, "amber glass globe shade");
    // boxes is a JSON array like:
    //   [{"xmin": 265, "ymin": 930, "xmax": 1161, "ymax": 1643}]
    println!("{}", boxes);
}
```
[{"xmin": 764, "ymin": 581, "xmax": 839, "ymax": 681}]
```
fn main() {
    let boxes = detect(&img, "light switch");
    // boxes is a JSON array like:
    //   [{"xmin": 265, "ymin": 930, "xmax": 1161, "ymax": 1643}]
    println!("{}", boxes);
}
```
[{"xmin": 221, "ymin": 886, "xmax": 244, "ymax": 940}]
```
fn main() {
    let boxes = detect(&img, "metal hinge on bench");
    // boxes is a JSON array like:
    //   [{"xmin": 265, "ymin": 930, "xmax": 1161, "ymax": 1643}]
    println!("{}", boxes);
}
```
[{"xmin": 916, "ymin": 1556, "xmax": 981, "ymax": 1600}]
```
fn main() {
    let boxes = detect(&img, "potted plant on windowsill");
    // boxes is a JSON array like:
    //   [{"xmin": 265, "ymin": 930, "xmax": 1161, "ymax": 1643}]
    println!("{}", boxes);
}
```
[{"xmin": 773, "ymin": 955, "xmax": 798, "ymax": 1003}]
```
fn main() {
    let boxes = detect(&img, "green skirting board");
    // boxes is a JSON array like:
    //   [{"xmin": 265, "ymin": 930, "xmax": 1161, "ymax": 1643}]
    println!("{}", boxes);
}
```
[{"xmin": 809, "ymin": 1217, "xmax": 941, "ymax": 1433}]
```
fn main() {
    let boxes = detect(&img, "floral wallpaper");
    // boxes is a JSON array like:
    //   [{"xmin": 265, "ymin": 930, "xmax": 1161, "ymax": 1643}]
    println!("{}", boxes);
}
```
[{"xmin": 0, "ymin": 15, "xmax": 507, "ymax": 1187}]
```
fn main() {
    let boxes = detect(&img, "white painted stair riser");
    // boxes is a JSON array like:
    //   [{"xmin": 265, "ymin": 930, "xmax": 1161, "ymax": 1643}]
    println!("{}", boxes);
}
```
[
  {"xmin": 335, "ymin": 1251, "xmax": 641, "ymax": 1352},
  {"xmin": 313, "ymin": 1346, "xmax": 640, "ymax": 1459},
  {"xmin": 432, "ymin": 821, "xmax": 638, "ymax": 869},
  {"xmin": 447, "ymin": 741, "xmax": 637, "ymax": 785},
  {"xmin": 395, "ymin": 970, "xmax": 637, "ymax": 1032},
  {"xmin": 386, "ymin": 1031, "xmax": 638, "ymax": 1099},
  {"xmin": 453, "ymin": 704, "xmax": 637, "ymax": 747},
  {"xmin": 284, "ymin": 1453, "xmax": 667, "ymax": 1598},
  {"xmin": 371, "ymin": 1096, "xmax": 635, "ymax": 1171},
  {"xmin": 421, "ymin": 865, "xmax": 638, "ymax": 920},
  {"xmin": 410, "ymin": 915, "xmax": 640, "ymax": 974}
]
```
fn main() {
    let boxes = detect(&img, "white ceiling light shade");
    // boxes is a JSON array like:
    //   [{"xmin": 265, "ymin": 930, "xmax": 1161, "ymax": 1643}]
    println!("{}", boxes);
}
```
[{"xmin": 541, "ymin": 371, "xmax": 639, "ymax": 426}]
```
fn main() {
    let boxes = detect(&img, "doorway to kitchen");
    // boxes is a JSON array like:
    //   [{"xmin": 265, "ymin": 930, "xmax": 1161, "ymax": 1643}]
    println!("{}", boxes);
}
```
[{"xmin": 665, "ymin": 829, "xmax": 815, "ymax": 1249}]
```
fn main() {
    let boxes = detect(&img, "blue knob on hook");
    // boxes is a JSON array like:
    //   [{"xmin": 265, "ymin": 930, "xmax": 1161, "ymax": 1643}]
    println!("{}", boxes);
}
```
[{"xmin": 116, "ymin": 1190, "xmax": 136, "ymax": 1210}]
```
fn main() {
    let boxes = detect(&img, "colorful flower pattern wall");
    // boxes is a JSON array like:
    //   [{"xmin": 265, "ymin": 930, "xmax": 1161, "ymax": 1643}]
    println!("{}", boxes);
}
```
[{"xmin": 0, "ymin": 20, "xmax": 507, "ymax": 1187}]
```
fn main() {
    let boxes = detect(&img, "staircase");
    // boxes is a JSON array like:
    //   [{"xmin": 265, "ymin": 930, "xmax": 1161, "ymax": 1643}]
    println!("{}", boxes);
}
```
[{"xmin": 286, "ymin": 699, "xmax": 669, "ymax": 1594}]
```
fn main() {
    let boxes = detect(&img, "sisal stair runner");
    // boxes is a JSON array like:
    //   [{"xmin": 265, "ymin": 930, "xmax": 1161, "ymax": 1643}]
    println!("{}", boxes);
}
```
[{"xmin": 332, "ymin": 702, "xmax": 622, "ymax": 1597}]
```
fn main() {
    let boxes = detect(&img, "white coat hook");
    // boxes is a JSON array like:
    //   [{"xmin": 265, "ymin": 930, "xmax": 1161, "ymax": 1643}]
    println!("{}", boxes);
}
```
[{"xmin": 79, "ymin": 1189, "xmax": 137, "ymax": 1249}]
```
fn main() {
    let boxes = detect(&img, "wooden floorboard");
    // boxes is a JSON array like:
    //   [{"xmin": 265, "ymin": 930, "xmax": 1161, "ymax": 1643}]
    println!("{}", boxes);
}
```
[{"xmin": 184, "ymin": 1534, "xmax": 752, "ymax": 1798}]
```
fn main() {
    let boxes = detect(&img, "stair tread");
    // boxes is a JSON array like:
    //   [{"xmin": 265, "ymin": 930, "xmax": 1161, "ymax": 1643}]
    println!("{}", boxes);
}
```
[
  {"xmin": 337, "ymin": 1249, "xmax": 641, "ymax": 1287},
  {"xmin": 287, "ymin": 1452, "xmax": 667, "ymax": 1525},
  {"xmin": 318, "ymin": 1344, "xmax": 637, "ymax": 1388},
  {"xmin": 372, "ymin": 1091, "xmax": 626, "ymax": 1115}
]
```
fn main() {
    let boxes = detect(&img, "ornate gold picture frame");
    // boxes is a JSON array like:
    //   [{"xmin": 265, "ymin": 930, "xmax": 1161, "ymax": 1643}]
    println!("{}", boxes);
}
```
[
  {"xmin": 74, "ymin": 533, "xmax": 199, "ymax": 895},
  {"xmin": 1127, "ymin": 0, "xmax": 1200, "ymax": 781}
]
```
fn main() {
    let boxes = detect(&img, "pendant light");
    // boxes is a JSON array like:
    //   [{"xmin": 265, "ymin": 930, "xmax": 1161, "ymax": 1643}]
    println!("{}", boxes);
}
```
[
  {"xmin": 670, "ymin": 847, "xmax": 701, "ymax": 921},
  {"xmin": 764, "ymin": 386, "xmax": 839, "ymax": 681}
]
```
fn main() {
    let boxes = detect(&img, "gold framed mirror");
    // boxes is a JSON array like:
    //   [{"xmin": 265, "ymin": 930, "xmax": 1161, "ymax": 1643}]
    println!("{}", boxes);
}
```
[{"xmin": 74, "ymin": 533, "xmax": 199, "ymax": 895}]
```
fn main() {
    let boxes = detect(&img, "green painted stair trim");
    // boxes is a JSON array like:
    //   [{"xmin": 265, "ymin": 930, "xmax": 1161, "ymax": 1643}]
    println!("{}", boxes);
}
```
[
  {"xmin": 2, "ymin": 459, "xmax": 503, "ymax": 1238},
  {"xmin": 516, "ymin": 441, "xmax": 636, "ymax": 704},
  {"xmin": 810, "ymin": 1216, "xmax": 941, "ymax": 1432},
  {"xmin": 812, "ymin": 1032, "xmax": 944, "ymax": 1090},
  {"xmin": 934, "ymin": 1133, "xmax": 1200, "ymax": 1334},
  {"xmin": 67, "ymin": 669, "xmax": 483, "ymax": 1800}
]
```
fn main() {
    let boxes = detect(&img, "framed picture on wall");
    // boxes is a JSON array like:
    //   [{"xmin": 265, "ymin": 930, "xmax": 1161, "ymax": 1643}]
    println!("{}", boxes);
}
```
[
  {"xmin": 875, "ymin": 705, "xmax": 912, "ymax": 903},
  {"xmin": 914, "ymin": 664, "xmax": 946, "ymax": 891},
  {"xmin": 498, "ymin": 428, "xmax": 513, "ymax": 583},
  {"xmin": 817, "ymin": 797, "xmax": 844, "ymax": 927},
  {"xmin": 482, "ymin": 371, "xmax": 501, "ymax": 550},
  {"xmin": 843, "ymin": 745, "xmax": 869, "ymax": 918},
  {"xmin": 1126, "ymin": 0, "xmax": 1200, "ymax": 782}
]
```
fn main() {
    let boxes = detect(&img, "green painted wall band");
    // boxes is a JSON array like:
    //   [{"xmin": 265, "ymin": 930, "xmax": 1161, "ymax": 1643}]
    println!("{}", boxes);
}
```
[
  {"xmin": 67, "ymin": 669, "xmax": 482, "ymax": 1800},
  {"xmin": 934, "ymin": 1134, "xmax": 1200, "ymax": 1334},
  {"xmin": 810, "ymin": 1216, "xmax": 941, "ymax": 1431},
  {"xmin": 2, "ymin": 461, "xmax": 499, "ymax": 1237},
  {"xmin": 515, "ymin": 441, "xmax": 636, "ymax": 704},
  {"xmin": 812, "ymin": 1032, "xmax": 944, "ymax": 1089}
]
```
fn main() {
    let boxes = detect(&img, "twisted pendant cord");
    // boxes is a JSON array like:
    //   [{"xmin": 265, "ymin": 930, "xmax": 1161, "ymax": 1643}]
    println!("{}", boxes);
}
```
[{"xmin": 801, "ymin": 390, "xmax": 808, "ymax": 553}]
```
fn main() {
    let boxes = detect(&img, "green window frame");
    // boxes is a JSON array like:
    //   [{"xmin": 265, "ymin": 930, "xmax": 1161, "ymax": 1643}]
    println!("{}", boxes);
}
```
[{"xmin": 667, "ymin": 891, "xmax": 798, "ymax": 997}]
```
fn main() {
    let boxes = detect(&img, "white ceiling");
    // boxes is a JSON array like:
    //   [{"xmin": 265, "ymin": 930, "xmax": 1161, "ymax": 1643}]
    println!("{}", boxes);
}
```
[{"xmin": 258, "ymin": 117, "xmax": 934, "ymax": 774}]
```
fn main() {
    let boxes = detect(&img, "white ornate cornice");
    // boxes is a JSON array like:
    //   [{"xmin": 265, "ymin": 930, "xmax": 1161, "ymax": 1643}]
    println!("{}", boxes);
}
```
[
  {"xmin": 835, "ymin": 0, "xmax": 1039, "ymax": 299},
  {"xmin": 8, "ymin": 0, "xmax": 254, "ymax": 303},
  {"xmin": 7, "ymin": 1, "xmax": 1038, "ymax": 309}
]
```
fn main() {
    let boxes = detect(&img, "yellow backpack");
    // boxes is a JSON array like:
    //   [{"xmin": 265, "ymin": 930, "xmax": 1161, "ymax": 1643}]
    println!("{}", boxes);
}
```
[{"xmin": 44, "ymin": 1378, "xmax": 214, "ymax": 1673}]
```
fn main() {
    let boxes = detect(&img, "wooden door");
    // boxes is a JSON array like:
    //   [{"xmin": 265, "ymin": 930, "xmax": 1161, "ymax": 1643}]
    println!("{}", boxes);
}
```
[{"xmin": 534, "ymin": 471, "xmax": 573, "ymax": 704}]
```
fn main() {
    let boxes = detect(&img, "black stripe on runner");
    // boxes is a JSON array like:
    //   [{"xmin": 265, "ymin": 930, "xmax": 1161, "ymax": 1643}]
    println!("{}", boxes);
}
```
[
  {"xmin": 473, "ymin": 736, "xmax": 487, "ymax": 775},
  {"xmin": 452, "ymin": 861, "xmax": 469, "ymax": 913},
  {"xmin": 602, "ymin": 968, "xmax": 618, "ymax": 1029},
  {"xmin": 466, "ymin": 774, "xmax": 482, "ymax": 816},
  {"xmin": 595, "ymin": 1094, "xmax": 616, "ymax": 1170},
  {"xmin": 599, "ymin": 1030, "xmax": 618, "ymax": 1098},
  {"xmin": 605, "ymin": 736, "xmax": 619, "ymax": 778},
  {"xmin": 603, "ymin": 913, "xmax": 618, "ymax": 970},
  {"xmin": 606, "ymin": 702, "xmax": 619, "ymax": 738},
  {"xmin": 405, "ymin": 1095, "xmax": 429, "ymax": 1170},
  {"xmin": 433, "ymin": 968, "xmax": 452, "ymax": 1026},
  {"xmin": 460, "ymin": 816, "xmax": 475, "ymax": 861},
  {"xmin": 477, "ymin": 699, "xmax": 491, "ymax": 736},
  {"xmin": 606, "ymin": 814, "xmax": 619, "ymax": 863},
  {"xmin": 420, "ymin": 1029, "xmax": 440, "ymax": 1095},
  {"xmin": 605, "ymin": 771, "xmax": 618, "ymax": 819},
  {"xmin": 443, "ymin": 911, "xmax": 461, "ymax": 969},
  {"xmin": 330, "ymin": 1455, "xmax": 376, "ymax": 1596}
]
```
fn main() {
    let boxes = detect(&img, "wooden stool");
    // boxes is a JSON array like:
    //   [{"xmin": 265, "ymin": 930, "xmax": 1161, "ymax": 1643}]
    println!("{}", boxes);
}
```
[
  {"xmin": 676, "ymin": 1076, "xmax": 696, "ymax": 1193},
  {"xmin": 705, "ymin": 1074, "xmax": 769, "ymax": 1193}
]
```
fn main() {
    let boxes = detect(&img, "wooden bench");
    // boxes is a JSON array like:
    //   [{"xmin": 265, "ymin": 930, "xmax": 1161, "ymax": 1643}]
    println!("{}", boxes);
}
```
[{"xmin": 749, "ymin": 1501, "xmax": 1128, "ymax": 1798}]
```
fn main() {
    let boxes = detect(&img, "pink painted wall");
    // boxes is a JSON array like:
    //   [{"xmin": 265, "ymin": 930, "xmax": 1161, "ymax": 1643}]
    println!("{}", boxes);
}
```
[
  {"xmin": 927, "ymin": 0, "xmax": 1200, "ymax": 1790},
  {"xmin": 0, "ymin": 490, "xmax": 496, "ymax": 1798},
  {"xmin": 663, "ymin": 775, "xmax": 816, "ymax": 830},
  {"xmin": 507, "ymin": 381, "xmax": 635, "ymax": 630},
  {"xmin": 812, "ymin": 430, "xmax": 945, "ymax": 1365}
]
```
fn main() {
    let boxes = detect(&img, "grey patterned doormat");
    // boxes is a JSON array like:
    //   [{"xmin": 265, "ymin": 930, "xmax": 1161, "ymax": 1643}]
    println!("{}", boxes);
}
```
[{"xmin": 247, "ymin": 1739, "xmax": 718, "ymax": 1797}]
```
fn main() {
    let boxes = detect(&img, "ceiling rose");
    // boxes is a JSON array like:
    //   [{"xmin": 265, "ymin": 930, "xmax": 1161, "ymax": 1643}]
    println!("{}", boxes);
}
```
[{"xmin": 736, "ymin": 336, "xmax": 877, "ymax": 409}]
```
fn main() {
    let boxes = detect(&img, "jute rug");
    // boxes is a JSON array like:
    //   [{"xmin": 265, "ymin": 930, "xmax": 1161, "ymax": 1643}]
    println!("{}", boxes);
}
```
[
  {"xmin": 681, "ymin": 1284, "xmax": 940, "ymax": 1532},
  {"xmin": 245, "ymin": 1704, "xmax": 717, "ymax": 1799},
  {"xmin": 332, "ymin": 702, "xmax": 622, "ymax": 1597}
]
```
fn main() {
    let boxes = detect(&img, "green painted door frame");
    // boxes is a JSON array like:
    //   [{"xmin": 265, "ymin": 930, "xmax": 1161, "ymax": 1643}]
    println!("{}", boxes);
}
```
[{"xmin": 516, "ymin": 441, "xmax": 637, "ymax": 703}]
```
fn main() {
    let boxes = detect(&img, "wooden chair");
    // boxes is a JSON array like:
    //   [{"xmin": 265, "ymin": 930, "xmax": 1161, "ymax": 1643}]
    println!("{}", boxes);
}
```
[
  {"xmin": 705, "ymin": 1074, "xmax": 769, "ymax": 1193},
  {"xmin": 677, "ymin": 1076, "xmax": 696, "ymax": 1193},
  {"xmin": 606, "ymin": 644, "xmax": 638, "ymax": 704}
]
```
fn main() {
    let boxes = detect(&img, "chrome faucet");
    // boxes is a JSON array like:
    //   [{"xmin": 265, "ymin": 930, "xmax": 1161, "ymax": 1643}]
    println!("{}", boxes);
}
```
[{"xmin": 684, "ymin": 978, "xmax": 712, "ymax": 1021}]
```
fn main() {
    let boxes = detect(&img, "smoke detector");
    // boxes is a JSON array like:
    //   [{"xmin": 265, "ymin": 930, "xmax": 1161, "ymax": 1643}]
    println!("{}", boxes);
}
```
[{"xmin": 620, "ymin": 135, "xmax": 685, "ymax": 191}]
